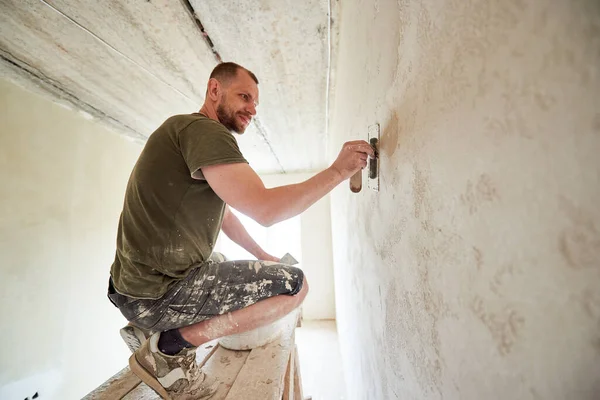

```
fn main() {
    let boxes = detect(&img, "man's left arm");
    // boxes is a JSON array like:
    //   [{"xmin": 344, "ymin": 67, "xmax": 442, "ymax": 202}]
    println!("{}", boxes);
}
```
[{"xmin": 221, "ymin": 206, "xmax": 279, "ymax": 262}]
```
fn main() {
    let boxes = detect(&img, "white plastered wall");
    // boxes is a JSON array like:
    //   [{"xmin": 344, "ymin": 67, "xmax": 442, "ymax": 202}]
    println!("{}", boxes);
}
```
[
  {"xmin": 0, "ymin": 79, "xmax": 142, "ymax": 399},
  {"xmin": 329, "ymin": 1, "xmax": 600, "ymax": 399}
]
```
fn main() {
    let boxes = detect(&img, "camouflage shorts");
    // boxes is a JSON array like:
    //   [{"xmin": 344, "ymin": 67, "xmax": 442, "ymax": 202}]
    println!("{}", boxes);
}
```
[{"xmin": 107, "ymin": 253, "xmax": 304, "ymax": 332}]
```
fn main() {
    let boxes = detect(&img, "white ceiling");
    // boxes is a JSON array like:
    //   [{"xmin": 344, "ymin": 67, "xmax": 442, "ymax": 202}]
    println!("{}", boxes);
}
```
[{"xmin": 0, "ymin": 0, "xmax": 332, "ymax": 174}]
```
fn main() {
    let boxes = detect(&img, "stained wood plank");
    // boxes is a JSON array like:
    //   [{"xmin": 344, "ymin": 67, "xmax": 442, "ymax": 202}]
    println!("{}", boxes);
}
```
[
  {"xmin": 199, "ymin": 346, "xmax": 250, "ymax": 399},
  {"xmin": 293, "ymin": 346, "xmax": 304, "ymax": 400},
  {"xmin": 86, "ymin": 319, "xmax": 300, "ymax": 400},
  {"xmin": 82, "ymin": 367, "xmax": 141, "ymax": 400},
  {"xmin": 196, "ymin": 339, "xmax": 221, "ymax": 367},
  {"xmin": 224, "ymin": 312, "xmax": 298, "ymax": 400},
  {"xmin": 282, "ymin": 340, "xmax": 295, "ymax": 400},
  {"xmin": 121, "ymin": 383, "xmax": 159, "ymax": 400}
]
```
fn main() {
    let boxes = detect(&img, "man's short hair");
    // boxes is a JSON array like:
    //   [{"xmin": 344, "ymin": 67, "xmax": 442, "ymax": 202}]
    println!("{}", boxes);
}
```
[{"xmin": 209, "ymin": 62, "xmax": 259, "ymax": 85}]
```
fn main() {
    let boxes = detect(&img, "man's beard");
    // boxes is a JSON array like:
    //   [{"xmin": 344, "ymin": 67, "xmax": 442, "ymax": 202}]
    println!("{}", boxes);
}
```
[{"xmin": 216, "ymin": 102, "xmax": 245, "ymax": 134}]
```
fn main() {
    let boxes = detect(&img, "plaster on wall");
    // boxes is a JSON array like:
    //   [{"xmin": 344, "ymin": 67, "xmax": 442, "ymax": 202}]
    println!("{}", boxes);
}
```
[{"xmin": 329, "ymin": 1, "xmax": 600, "ymax": 399}]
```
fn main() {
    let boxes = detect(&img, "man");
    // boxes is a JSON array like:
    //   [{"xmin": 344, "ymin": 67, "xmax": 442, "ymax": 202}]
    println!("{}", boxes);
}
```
[{"xmin": 107, "ymin": 62, "xmax": 374, "ymax": 399}]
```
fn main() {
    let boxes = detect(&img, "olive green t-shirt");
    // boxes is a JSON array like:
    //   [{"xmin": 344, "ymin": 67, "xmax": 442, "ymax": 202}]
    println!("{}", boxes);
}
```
[{"xmin": 110, "ymin": 113, "xmax": 248, "ymax": 299}]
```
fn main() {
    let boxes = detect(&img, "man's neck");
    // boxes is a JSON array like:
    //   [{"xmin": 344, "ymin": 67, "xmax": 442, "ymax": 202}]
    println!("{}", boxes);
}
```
[{"xmin": 198, "ymin": 104, "xmax": 219, "ymax": 122}]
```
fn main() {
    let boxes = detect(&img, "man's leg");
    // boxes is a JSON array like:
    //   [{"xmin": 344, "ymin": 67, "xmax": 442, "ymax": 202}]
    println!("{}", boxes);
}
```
[
  {"xmin": 117, "ymin": 252, "xmax": 232, "ymax": 353},
  {"xmin": 117, "ymin": 258, "xmax": 307, "ymax": 352},
  {"xmin": 121, "ymin": 258, "xmax": 307, "ymax": 399},
  {"xmin": 179, "ymin": 274, "xmax": 308, "ymax": 346},
  {"xmin": 152, "ymin": 259, "xmax": 308, "ymax": 352},
  {"xmin": 131, "ymin": 258, "xmax": 306, "ymax": 338}
]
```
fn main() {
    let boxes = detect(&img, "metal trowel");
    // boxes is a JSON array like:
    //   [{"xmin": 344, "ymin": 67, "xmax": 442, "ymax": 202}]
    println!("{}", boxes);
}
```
[{"xmin": 280, "ymin": 253, "xmax": 299, "ymax": 265}]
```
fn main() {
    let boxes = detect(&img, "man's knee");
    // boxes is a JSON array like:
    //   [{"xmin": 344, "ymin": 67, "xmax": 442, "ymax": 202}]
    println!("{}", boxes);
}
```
[
  {"xmin": 301, "ymin": 275, "xmax": 309, "ymax": 294},
  {"xmin": 295, "ymin": 275, "xmax": 309, "ymax": 303}
]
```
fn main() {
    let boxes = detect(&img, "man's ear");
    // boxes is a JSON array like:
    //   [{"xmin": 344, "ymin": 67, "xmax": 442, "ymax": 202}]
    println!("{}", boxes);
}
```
[{"xmin": 207, "ymin": 78, "xmax": 221, "ymax": 101}]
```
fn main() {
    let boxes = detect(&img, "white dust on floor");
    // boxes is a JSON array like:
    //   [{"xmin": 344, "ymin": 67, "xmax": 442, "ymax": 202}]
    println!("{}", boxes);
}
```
[{"xmin": 295, "ymin": 320, "xmax": 346, "ymax": 400}]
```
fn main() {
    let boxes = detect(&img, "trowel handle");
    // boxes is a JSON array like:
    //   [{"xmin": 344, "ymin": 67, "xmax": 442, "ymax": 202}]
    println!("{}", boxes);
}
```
[{"xmin": 350, "ymin": 170, "xmax": 362, "ymax": 193}]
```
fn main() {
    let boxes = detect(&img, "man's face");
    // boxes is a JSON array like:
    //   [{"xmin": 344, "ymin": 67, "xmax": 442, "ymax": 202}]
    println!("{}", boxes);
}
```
[{"xmin": 216, "ymin": 71, "xmax": 259, "ymax": 134}]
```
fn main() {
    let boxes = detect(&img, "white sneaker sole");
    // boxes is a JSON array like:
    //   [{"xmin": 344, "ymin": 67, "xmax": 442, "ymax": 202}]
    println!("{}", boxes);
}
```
[{"xmin": 120, "ymin": 325, "xmax": 147, "ymax": 353}]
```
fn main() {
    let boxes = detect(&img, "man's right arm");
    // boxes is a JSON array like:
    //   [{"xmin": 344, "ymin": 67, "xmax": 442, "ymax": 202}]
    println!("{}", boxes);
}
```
[{"xmin": 201, "ymin": 140, "xmax": 374, "ymax": 226}]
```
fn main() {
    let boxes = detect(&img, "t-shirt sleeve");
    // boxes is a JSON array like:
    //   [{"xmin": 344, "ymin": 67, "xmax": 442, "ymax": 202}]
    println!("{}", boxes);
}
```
[{"xmin": 178, "ymin": 119, "xmax": 248, "ymax": 179}]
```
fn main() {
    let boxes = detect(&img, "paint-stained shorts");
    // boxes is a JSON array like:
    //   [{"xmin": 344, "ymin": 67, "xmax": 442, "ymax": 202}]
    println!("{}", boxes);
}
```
[{"xmin": 107, "ymin": 253, "xmax": 304, "ymax": 332}]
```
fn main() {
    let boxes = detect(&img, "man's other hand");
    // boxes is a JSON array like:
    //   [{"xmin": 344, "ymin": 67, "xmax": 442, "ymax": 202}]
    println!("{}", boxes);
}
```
[{"xmin": 258, "ymin": 252, "xmax": 280, "ymax": 262}]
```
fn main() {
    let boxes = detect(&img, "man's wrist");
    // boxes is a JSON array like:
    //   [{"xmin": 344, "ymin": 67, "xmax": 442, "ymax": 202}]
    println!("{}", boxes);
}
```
[{"xmin": 326, "ymin": 165, "xmax": 343, "ymax": 181}]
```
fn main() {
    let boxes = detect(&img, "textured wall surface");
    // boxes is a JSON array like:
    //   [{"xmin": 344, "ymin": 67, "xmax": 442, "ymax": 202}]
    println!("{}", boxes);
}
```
[
  {"xmin": 0, "ymin": 79, "xmax": 141, "ymax": 399},
  {"xmin": 329, "ymin": 1, "xmax": 600, "ymax": 399}
]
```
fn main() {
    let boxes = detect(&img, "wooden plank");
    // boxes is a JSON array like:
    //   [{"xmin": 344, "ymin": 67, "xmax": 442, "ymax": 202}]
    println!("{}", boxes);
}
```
[
  {"xmin": 224, "ymin": 313, "xmax": 298, "ymax": 400},
  {"xmin": 88, "ymin": 319, "xmax": 302, "ymax": 400},
  {"xmin": 293, "ymin": 346, "xmax": 304, "ymax": 400},
  {"xmin": 196, "ymin": 339, "xmax": 220, "ymax": 367},
  {"xmin": 122, "ymin": 344, "xmax": 249, "ymax": 400},
  {"xmin": 82, "ymin": 367, "xmax": 141, "ymax": 400},
  {"xmin": 198, "ymin": 346, "xmax": 250, "ymax": 399},
  {"xmin": 121, "ymin": 384, "xmax": 159, "ymax": 400},
  {"xmin": 282, "ymin": 341, "xmax": 295, "ymax": 400}
]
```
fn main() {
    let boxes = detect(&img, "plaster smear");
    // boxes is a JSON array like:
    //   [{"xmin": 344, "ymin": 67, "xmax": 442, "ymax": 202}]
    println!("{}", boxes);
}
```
[{"xmin": 329, "ymin": 1, "xmax": 600, "ymax": 399}]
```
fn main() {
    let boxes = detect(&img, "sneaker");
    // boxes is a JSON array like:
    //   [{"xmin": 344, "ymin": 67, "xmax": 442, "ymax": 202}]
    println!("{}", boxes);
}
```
[
  {"xmin": 129, "ymin": 333, "xmax": 218, "ymax": 400},
  {"xmin": 120, "ymin": 323, "xmax": 151, "ymax": 353}
]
